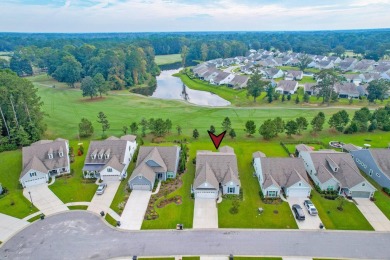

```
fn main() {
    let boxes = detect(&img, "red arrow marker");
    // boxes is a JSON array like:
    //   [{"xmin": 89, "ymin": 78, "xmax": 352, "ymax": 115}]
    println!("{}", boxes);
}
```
[{"xmin": 207, "ymin": 131, "xmax": 226, "ymax": 150}]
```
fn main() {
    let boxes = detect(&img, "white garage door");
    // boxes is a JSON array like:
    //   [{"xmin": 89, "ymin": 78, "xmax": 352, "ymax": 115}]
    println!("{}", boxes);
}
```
[
  {"xmin": 195, "ymin": 190, "xmax": 218, "ymax": 199},
  {"xmin": 351, "ymin": 191, "xmax": 371, "ymax": 198},
  {"xmin": 132, "ymin": 184, "xmax": 151, "ymax": 191},
  {"xmin": 101, "ymin": 175, "xmax": 120, "ymax": 182},
  {"xmin": 24, "ymin": 177, "xmax": 47, "ymax": 187},
  {"xmin": 288, "ymin": 188, "xmax": 310, "ymax": 198}
]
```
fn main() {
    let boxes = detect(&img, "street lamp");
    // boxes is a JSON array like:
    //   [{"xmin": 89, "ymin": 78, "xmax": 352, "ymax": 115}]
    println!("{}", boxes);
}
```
[{"xmin": 28, "ymin": 191, "xmax": 33, "ymax": 207}]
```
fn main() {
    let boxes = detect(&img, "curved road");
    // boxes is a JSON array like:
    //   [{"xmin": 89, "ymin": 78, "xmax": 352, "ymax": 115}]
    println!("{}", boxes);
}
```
[{"xmin": 1, "ymin": 211, "xmax": 390, "ymax": 260}]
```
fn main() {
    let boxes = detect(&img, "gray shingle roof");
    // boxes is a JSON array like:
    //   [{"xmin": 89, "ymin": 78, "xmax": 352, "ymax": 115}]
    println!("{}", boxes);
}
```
[
  {"xmin": 21, "ymin": 139, "xmax": 69, "ymax": 178},
  {"xmin": 369, "ymin": 149, "xmax": 390, "ymax": 178},
  {"xmin": 342, "ymin": 143, "xmax": 361, "ymax": 152},
  {"xmin": 296, "ymin": 144, "xmax": 313, "ymax": 153},
  {"xmin": 259, "ymin": 157, "xmax": 309, "ymax": 189},
  {"xmin": 194, "ymin": 146, "xmax": 240, "ymax": 189}
]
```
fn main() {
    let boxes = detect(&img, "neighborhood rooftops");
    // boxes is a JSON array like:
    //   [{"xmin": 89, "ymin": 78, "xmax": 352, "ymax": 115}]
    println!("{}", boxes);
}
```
[
  {"xmin": 277, "ymin": 80, "xmax": 298, "ymax": 92},
  {"xmin": 194, "ymin": 146, "xmax": 240, "ymax": 189},
  {"xmin": 21, "ymin": 138, "xmax": 69, "ymax": 178},
  {"xmin": 369, "ymin": 149, "xmax": 390, "ymax": 179}
]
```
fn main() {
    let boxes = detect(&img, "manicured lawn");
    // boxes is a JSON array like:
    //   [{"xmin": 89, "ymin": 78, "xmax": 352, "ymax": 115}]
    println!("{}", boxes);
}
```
[
  {"xmin": 311, "ymin": 192, "xmax": 373, "ymax": 230},
  {"xmin": 234, "ymin": 257, "xmax": 282, "ymax": 260},
  {"xmin": 155, "ymin": 54, "xmax": 181, "ymax": 65},
  {"xmin": 105, "ymin": 213, "xmax": 118, "ymax": 227},
  {"xmin": 68, "ymin": 205, "xmax": 88, "ymax": 210},
  {"xmin": 182, "ymin": 257, "xmax": 200, "ymax": 260},
  {"xmin": 49, "ymin": 141, "xmax": 97, "ymax": 203},
  {"xmin": 363, "ymin": 174, "xmax": 390, "ymax": 220},
  {"xmin": 110, "ymin": 162, "xmax": 135, "ymax": 215},
  {"xmin": 27, "ymin": 214, "xmax": 42, "ymax": 222},
  {"xmin": 0, "ymin": 150, "xmax": 38, "ymax": 218},
  {"xmin": 299, "ymin": 76, "xmax": 316, "ymax": 84},
  {"xmin": 216, "ymin": 141, "xmax": 298, "ymax": 229}
]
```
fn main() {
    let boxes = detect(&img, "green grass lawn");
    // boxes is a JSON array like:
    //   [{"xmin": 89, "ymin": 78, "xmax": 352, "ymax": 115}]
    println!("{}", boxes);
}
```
[
  {"xmin": 27, "ymin": 214, "xmax": 43, "ymax": 222},
  {"xmin": 49, "ymin": 141, "xmax": 97, "ymax": 203},
  {"xmin": 0, "ymin": 150, "xmax": 38, "ymax": 218},
  {"xmin": 182, "ymin": 257, "xmax": 200, "ymax": 260},
  {"xmin": 216, "ymin": 141, "xmax": 298, "ymax": 229},
  {"xmin": 155, "ymin": 54, "xmax": 181, "ymax": 65},
  {"xmin": 68, "ymin": 205, "xmax": 88, "ymax": 210},
  {"xmin": 363, "ymin": 174, "xmax": 390, "ymax": 220},
  {"xmin": 311, "ymin": 192, "xmax": 373, "ymax": 230},
  {"xmin": 105, "ymin": 213, "xmax": 118, "ymax": 227}
]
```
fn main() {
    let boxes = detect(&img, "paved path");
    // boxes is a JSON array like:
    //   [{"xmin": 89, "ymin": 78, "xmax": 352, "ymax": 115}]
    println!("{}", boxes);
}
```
[
  {"xmin": 355, "ymin": 198, "xmax": 390, "ymax": 231},
  {"xmin": 152, "ymin": 181, "xmax": 162, "ymax": 195},
  {"xmin": 193, "ymin": 199, "xmax": 218, "ymax": 229},
  {"xmin": 200, "ymin": 257, "xmax": 228, "ymax": 260},
  {"xmin": 87, "ymin": 181, "xmax": 121, "ymax": 215},
  {"xmin": 119, "ymin": 190, "xmax": 151, "ymax": 230},
  {"xmin": 23, "ymin": 184, "xmax": 68, "ymax": 215},
  {"xmin": 1, "ymin": 211, "xmax": 390, "ymax": 260},
  {"xmin": 287, "ymin": 197, "xmax": 323, "ymax": 230},
  {"xmin": 0, "ymin": 213, "xmax": 29, "ymax": 243}
]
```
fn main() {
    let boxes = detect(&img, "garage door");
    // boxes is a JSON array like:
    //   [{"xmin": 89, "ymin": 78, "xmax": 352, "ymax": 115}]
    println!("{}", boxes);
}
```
[
  {"xmin": 102, "ymin": 175, "xmax": 120, "ymax": 182},
  {"xmin": 195, "ymin": 190, "xmax": 218, "ymax": 199},
  {"xmin": 132, "ymin": 184, "xmax": 151, "ymax": 191},
  {"xmin": 24, "ymin": 177, "xmax": 46, "ymax": 187},
  {"xmin": 351, "ymin": 191, "xmax": 371, "ymax": 198},
  {"xmin": 288, "ymin": 188, "xmax": 310, "ymax": 198}
]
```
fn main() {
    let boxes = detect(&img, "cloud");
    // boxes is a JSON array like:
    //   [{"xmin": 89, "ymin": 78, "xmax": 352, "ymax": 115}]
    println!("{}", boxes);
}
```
[{"xmin": 0, "ymin": 0, "xmax": 389, "ymax": 32}]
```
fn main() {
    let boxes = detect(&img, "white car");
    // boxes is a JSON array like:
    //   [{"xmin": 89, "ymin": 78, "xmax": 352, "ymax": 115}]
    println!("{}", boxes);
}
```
[
  {"xmin": 303, "ymin": 200, "xmax": 318, "ymax": 216},
  {"xmin": 96, "ymin": 183, "xmax": 107, "ymax": 195}
]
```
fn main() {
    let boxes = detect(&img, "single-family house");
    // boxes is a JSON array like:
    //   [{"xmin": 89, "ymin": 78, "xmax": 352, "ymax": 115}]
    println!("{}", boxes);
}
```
[
  {"xmin": 338, "ymin": 58, "xmax": 358, "ymax": 72},
  {"xmin": 128, "ymin": 146, "xmax": 181, "ymax": 190},
  {"xmin": 20, "ymin": 139, "xmax": 70, "ymax": 188},
  {"xmin": 343, "ymin": 74, "xmax": 363, "ymax": 86},
  {"xmin": 328, "ymin": 56, "xmax": 342, "ymax": 64},
  {"xmin": 304, "ymin": 83, "xmax": 318, "ymax": 96},
  {"xmin": 227, "ymin": 75, "xmax": 249, "ymax": 89},
  {"xmin": 353, "ymin": 60, "xmax": 375, "ymax": 73},
  {"xmin": 359, "ymin": 72, "xmax": 381, "ymax": 83},
  {"xmin": 276, "ymin": 80, "xmax": 299, "ymax": 95},
  {"xmin": 263, "ymin": 68, "xmax": 284, "ymax": 79},
  {"xmin": 193, "ymin": 146, "xmax": 240, "ymax": 199},
  {"xmin": 299, "ymin": 150, "xmax": 376, "ymax": 198},
  {"xmin": 210, "ymin": 71, "xmax": 232, "ymax": 85},
  {"xmin": 334, "ymin": 83, "xmax": 360, "ymax": 99},
  {"xmin": 285, "ymin": 70, "xmax": 303, "ymax": 81},
  {"xmin": 82, "ymin": 135, "xmax": 137, "ymax": 181},
  {"xmin": 316, "ymin": 60, "xmax": 334, "ymax": 70},
  {"xmin": 253, "ymin": 152, "xmax": 312, "ymax": 198},
  {"xmin": 350, "ymin": 148, "xmax": 390, "ymax": 189}
]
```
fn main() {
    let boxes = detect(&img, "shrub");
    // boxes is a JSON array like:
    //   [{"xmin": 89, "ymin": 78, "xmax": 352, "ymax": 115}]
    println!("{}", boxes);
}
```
[
  {"xmin": 259, "ymin": 190, "xmax": 264, "ymax": 200},
  {"xmin": 383, "ymin": 187, "xmax": 390, "ymax": 196}
]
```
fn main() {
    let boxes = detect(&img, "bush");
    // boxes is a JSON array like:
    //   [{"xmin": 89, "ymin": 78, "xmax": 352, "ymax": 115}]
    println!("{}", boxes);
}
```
[
  {"xmin": 383, "ymin": 187, "xmax": 390, "ymax": 196},
  {"xmin": 259, "ymin": 190, "xmax": 264, "ymax": 200}
]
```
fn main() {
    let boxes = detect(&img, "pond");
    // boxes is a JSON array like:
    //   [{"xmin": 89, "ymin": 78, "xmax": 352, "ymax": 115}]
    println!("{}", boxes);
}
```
[{"xmin": 152, "ymin": 69, "xmax": 231, "ymax": 107}]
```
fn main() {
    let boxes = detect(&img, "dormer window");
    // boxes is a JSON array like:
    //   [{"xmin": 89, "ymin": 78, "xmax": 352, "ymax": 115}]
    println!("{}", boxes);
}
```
[
  {"xmin": 91, "ymin": 154, "xmax": 96, "ymax": 159},
  {"xmin": 334, "ymin": 167, "xmax": 339, "ymax": 172},
  {"xmin": 59, "ymin": 152, "xmax": 63, "ymax": 157},
  {"xmin": 98, "ymin": 154, "xmax": 102, "ymax": 159},
  {"xmin": 105, "ymin": 154, "xmax": 109, "ymax": 159},
  {"xmin": 48, "ymin": 153, "xmax": 53, "ymax": 159}
]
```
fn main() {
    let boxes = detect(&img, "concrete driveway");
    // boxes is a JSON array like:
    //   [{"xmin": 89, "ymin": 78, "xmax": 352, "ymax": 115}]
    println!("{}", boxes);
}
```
[
  {"xmin": 287, "ymin": 197, "xmax": 323, "ymax": 230},
  {"xmin": 354, "ymin": 198, "xmax": 390, "ymax": 231},
  {"xmin": 193, "ymin": 198, "xmax": 218, "ymax": 229},
  {"xmin": 119, "ymin": 190, "xmax": 151, "ymax": 230},
  {"xmin": 23, "ymin": 184, "xmax": 68, "ymax": 215},
  {"xmin": 0, "ymin": 213, "xmax": 29, "ymax": 242},
  {"xmin": 87, "ymin": 181, "xmax": 121, "ymax": 215}
]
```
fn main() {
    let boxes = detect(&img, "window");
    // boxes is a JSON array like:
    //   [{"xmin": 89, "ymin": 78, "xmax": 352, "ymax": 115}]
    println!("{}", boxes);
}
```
[
  {"xmin": 298, "ymin": 182, "xmax": 302, "ymax": 186},
  {"xmin": 48, "ymin": 154, "xmax": 53, "ymax": 159},
  {"xmin": 105, "ymin": 154, "xmax": 109, "ymax": 159},
  {"xmin": 362, "ymin": 183, "xmax": 366, "ymax": 186},
  {"xmin": 98, "ymin": 155, "xmax": 102, "ymax": 159},
  {"xmin": 107, "ymin": 168, "xmax": 112, "ymax": 172},
  {"xmin": 228, "ymin": 187, "xmax": 235, "ymax": 193},
  {"xmin": 267, "ymin": 190, "xmax": 277, "ymax": 197},
  {"xmin": 369, "ymin": 169, "xmax": 373, "ymax": 176},
  {"xmin": 59, "ymin": 152, "xmax": 63, "ymax": 157},
  {"xmin": 327, "ymin": 186, "xmax": 334, "ymax": 191},
  {"xmin": 29, "ymin": 172, "xmax": 37, "ymax": 177},
  {"xmin": 91, "ymin": 154, "xmax": 96, "ymax": 159}
]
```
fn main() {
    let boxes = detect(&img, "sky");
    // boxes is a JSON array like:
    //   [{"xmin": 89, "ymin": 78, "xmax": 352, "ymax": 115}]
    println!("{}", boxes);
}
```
[{"xmin": 1, "ymin": 0, "xmax": 390, "ymax": 32}]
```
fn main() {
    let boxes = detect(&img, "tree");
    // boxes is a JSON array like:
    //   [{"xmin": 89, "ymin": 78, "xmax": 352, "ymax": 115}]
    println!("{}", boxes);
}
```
[
  {"xmin": 93, "ymin": 73, "xmax": 109, "ymax": 97},
  {"xmin": 79, "ymin": 118, "xmax": 94, "ymax": 137},
  {"xmin": 81, "ymin": 76, "xmax": 98, "ymax": 99},
  {"xmin": 296, "ymin": 117, "xmax": 308, "ymax": 134},
  {"xmin": 303, "ymin": 92, "xmax": 310, "ymax": 103},
  {"xmin": 315, "ymin": 69, "xmax": 342, "ymax": 106},
  {"xmin": 297, "ymin": 54, "xmax": 313, "ymax": 72},
  {"xmin": 176, "ymin": 125, "xmax": 182, "ymax": 136},
  {"xmin": 139, "ymin": 118, "xmax": 148, "ymax": 137},
  {"xmin": 273, "ymin": 117, "xmax": 285, "ymax": 135},
  {"xmin": 130, "ymin": 122, "xmax": 138, "ymax": 134},
  {"xmin": 245, "ymin": 120, "xmax": 256, "ymax": 136},
  {"xmin": 311, "ymin": 112, "xmax": 325, "ymax": 133},
  {"xmin": 287, "ymin": 94, "xmax": 291, "ymax": 101},
  {"xmin": 344, "ymin": 121, "xmax": 358, "ymax": 134},
  {"xmin": 328, "ymin": 110, "xmax": 350, "ymax": 132},
  {"xmin": 10, "ymin": 56, "xmax": 33, "ymax": 76},
  {"xmin": 181, "ymin": 45, "xmax": 189, "ymax": 68},
  {"xmin": 367, "ymin": 79, "xmax": 390, "ymax": 102},
  {"xmin": 246, "ymin": 69, "xmax": 268, "ymax": 102},
  {"xmin": 295, "ymin": 95, "xmax": 300, "ymax": 104},
  {"xmin": 209, "ymin": 125, "xmax": 216, "ymax": 134},
  {"xmin": 333, "ymin": 45, "xmax": 346, "ymax": 57},
  {"xmin": 97, "ymin": 112, "xmax": 110, "ymax": 137},
  {"xmin": 165, "ymin": 119, "xmax": 172, "ymax": 133},
  {"xmin": 282, "ymin": 94, "xmax": 285, "ymax": 102},
  {"xmin": 192, "ymin": 129, "xmax": 199, "ymax": 139},
  {"xmin": 259, "ymin": 119, "xmax": 277, "ymax": 140},
  {"xmin": 229, "ymin": 129, "xmax": 236, "ymax": 139},
  {"xmin": 353, "ymin": 107, "xmax": 371, "ymax": 132},
  {"xmin": 151, "ymin": 118, "xmax": 168, "ymax": 137},
  {"xmin": 285, "ymin": 120, "xmax": 298, "ymax": 137},
  {"xmin": 201, "ymin": 43, "xmax": 208, "ymax": 61},
  {"xmin": 266, "ymin": 85, "xmax": 274, "ymax": 103},
  {"xmin": 122, "ymin": 126, "xmax": 128, "ymax": 135},
  {"xmin": 52, "ymin": 55, "xmax": 82, "ymax": 87},
  {"xmin": 0, "ymin": 58, "xmax": 9, "ymax": 69},
  {"xmin": 222, "ymin": 117, "xmax": 231, "ymax": 131}
]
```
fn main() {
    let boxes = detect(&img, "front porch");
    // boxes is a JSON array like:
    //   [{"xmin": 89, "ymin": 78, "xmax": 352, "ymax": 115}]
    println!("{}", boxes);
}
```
[{"xmin": 49, "ymin": 168, "xmax": 69, "ymax": 177}]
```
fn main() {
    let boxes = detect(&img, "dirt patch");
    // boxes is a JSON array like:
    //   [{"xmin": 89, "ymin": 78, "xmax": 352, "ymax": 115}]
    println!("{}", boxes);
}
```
[{"xmin": 157, "ymin": 195, "xmax": 182, "ymax": 208}]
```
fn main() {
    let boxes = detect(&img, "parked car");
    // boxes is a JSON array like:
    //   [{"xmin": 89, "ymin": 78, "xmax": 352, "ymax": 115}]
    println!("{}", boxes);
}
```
[
  {"xmin": 96, "ymin": 183, "xmax": 107, "ymax": 195},
  {"xmin": 292, "ymin": 204, "xmax": 305, "ymax": 221},
  {"xmin": 303, "ymin": 200, "xmax": 318, "ymax": 216}
]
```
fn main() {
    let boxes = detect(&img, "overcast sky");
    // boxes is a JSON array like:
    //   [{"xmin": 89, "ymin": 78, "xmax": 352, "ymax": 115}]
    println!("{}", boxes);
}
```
[{"xmin": 1, "ymin": 0, "xmax": 390, "ymax": 32}]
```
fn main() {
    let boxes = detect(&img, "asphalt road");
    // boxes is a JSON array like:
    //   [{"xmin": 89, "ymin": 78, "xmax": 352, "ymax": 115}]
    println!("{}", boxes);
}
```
[{"xmin": 1, "ymin": 211, "xmax": 390, "ymax": 260}]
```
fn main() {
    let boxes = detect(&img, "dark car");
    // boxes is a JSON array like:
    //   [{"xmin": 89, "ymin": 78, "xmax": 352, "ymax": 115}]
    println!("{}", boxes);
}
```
[{"xmin": 292, "ymin": 204, "xmax": 305, "ymax": 221}]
